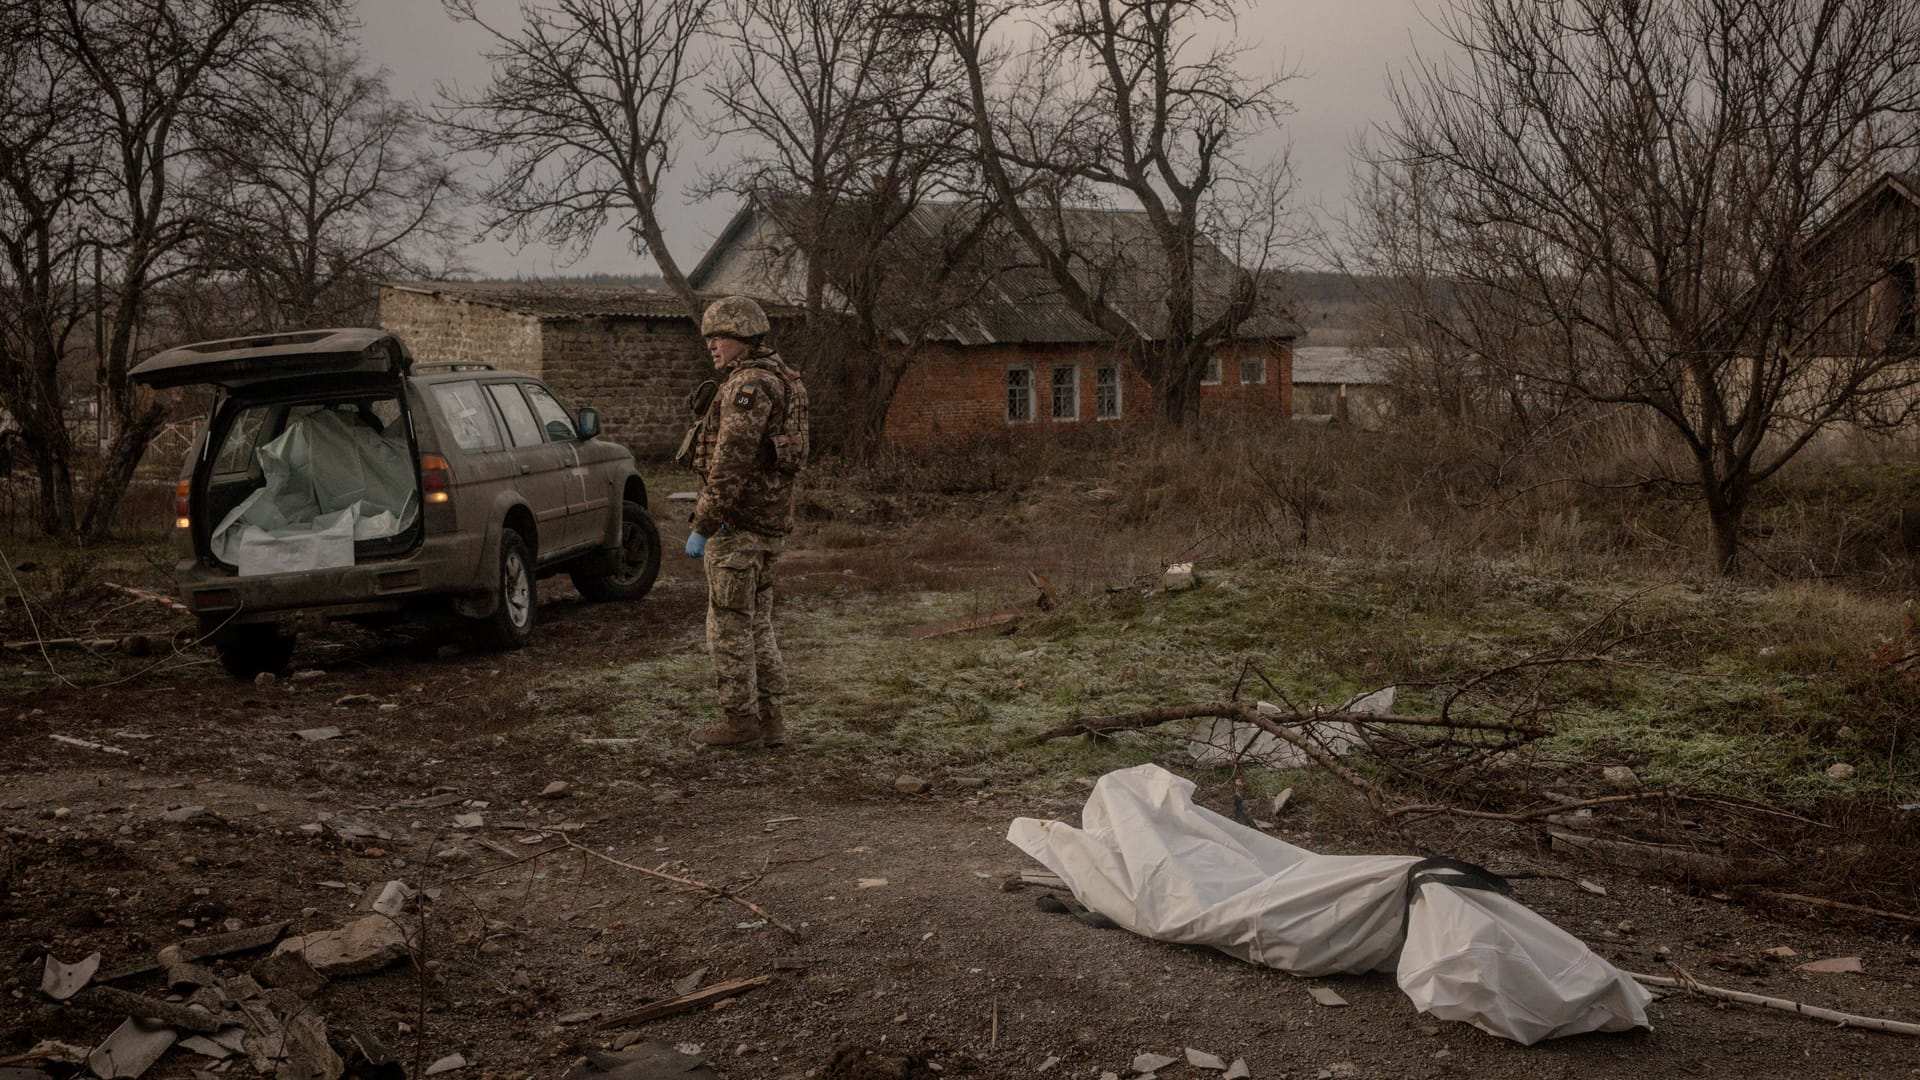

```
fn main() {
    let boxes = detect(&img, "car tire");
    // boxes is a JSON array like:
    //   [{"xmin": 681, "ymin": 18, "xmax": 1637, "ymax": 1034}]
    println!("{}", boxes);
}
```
[
  {"xmin": 571, "ymin": 499, "xmax": 661, "ymax": 602},
  {"xmin": 471, "ymin": 529, "xmax": 536, "ymax": 651},
  {"xmin": 213, "ymin": 629, "xmax": 296, "ymax": 680}
]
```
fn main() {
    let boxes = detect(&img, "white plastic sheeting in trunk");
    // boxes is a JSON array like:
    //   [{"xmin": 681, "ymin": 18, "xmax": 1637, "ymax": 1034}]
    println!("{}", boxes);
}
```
[
  {"xmin": 1008, "ymin": 764, "xmax": 1651, "ymax": 1044},
  {"xmin": 211, "ymin": 409, "xmax": 418, "ymax": 576}
]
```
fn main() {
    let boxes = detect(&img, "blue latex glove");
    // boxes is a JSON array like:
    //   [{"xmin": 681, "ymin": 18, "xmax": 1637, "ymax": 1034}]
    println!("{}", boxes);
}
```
[{"xmin": 685, "ymin": 530, "xmax": 707, "ymax": 558}]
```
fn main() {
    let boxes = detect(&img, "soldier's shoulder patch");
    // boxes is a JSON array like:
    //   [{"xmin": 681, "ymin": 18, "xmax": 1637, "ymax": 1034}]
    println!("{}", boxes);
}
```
[{"xmin": 732, "ymin": 383, "xmax": 759, "ymax": 410}]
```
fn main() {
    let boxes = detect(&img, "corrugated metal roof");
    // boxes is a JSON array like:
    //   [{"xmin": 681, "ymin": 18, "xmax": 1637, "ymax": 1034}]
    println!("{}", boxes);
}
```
[
  {"xmin": 1291, "ymin": 346, "xmax": 1392, "ymax": 385},
  {"xmin": 382, "ymin": 281, "xmax": 702, "ymax": 320},
  {"xmin": 697, "ymin": 199, "xmax": 1300, "ymax": 345}
]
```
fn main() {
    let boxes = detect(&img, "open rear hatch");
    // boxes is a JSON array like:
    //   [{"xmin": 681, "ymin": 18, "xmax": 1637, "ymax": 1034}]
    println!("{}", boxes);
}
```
[
  {"xmin": 132, "ymin": 328, "xmax": 412, "ymax": 390},
  {"xmin": 137, "ymin": 329, "xmax": 426, "ymax": 574}
]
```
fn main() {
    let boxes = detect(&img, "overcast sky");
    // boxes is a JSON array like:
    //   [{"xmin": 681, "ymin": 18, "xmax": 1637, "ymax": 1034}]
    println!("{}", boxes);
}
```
[{"xmin": 354, "ymin": 0, "xmax": 1452, "ymax": 279}]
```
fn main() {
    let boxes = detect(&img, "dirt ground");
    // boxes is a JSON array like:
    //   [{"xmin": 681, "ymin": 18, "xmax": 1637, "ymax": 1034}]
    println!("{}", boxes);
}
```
[{"xmin": 5, "ymin": 545, "xmax": 1920, "ymax": 1080}]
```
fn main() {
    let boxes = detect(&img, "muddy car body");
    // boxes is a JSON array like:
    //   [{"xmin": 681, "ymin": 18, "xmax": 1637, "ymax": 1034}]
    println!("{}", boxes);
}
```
[{"xmin": 133, "ymin": 328, "xmax": 661, "ymax": 677}]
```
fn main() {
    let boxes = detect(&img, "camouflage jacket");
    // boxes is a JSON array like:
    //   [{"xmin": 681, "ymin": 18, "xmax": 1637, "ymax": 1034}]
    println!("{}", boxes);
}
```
[{"xmin": 692, "ymin": 351, "xmax": 806, "ymax": 538}]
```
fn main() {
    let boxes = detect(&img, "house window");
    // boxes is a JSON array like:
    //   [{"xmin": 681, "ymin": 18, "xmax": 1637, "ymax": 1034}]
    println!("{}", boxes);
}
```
[
  {"xmin": 1007, "ymin": 366, "xmax": 1034, "ymax": 422},
  {"xmin": 1051, "ymin": 365, "xmax": 1078, "ymax": 420},
  {"xmin": 1239, "ymin": 354, "xmax": 1267, "ymax": 385},
  {"xmin": 1096, "ymin": 365, "xmax": 1121, "ymax": 419},
  {"xmin": 1202, "ymin": 355, "xmax": 1222, "ymax": 385}
]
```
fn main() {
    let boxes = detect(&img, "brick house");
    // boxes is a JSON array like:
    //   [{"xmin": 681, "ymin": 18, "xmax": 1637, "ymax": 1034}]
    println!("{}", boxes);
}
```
[
  {"xmin": 377, "ymin": 282, "xmax": 714, "ymax": 458},
  {"xmin": 688, "ymin": 200, "xmax": 1299, "ymax": 447}
]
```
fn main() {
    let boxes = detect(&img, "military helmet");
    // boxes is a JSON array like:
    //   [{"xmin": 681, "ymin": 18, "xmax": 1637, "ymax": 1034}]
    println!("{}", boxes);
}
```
[{"xmin": 701, "ymin": 295, "xmax": 770, "ymax": 340}]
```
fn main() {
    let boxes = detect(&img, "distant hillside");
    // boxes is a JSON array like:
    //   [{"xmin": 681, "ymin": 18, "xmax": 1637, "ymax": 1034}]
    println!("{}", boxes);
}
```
[{"xmin": 1272, "ymin": 270, "xmax": 1376, "ymax": 345}]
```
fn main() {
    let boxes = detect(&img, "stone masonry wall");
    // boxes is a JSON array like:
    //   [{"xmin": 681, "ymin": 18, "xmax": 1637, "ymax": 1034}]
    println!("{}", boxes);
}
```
[
  {"xmin": 377, "ymin": 288, "xmax": 544, "ymax": 374},
  {"xmin": 540, "ymin": 317, "xmax": 709, "ymax": 459},
  {"xmin": 884, "ymin": 339, "xmax": 1293, "ymax": 448}
]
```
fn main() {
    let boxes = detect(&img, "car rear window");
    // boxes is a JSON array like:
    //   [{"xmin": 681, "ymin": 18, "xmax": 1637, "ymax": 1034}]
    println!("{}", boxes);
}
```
[{"xmin": 432, "ymin": 381, "xmax": 502, "ymax": 451}]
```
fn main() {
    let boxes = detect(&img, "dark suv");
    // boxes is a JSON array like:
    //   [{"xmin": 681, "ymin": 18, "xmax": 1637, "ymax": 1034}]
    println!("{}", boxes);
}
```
[{"xmin": 133, "ymin": 328, "xmax": 661, "ymax": 677}]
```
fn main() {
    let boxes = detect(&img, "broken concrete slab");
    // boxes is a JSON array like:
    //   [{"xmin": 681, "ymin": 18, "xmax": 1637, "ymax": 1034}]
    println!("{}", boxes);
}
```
[
  {"xmin": 1799, "ymin": 956, "xmax": 1863, "ymax": 974},
  {"xmin": 560, "ymin": 1043, "xmax": 719, "ymax": 1080},
  {"xmin": 271, "ymin": 914, "xmax": 412, "ymax": 978},
  {"xmin": 424, "ymin": 1053, "xmax": 467, "ymax": 1075},
  {"xmin": 250, "ymin": 950, "xmax": 328, "ymax": 997},
  {"xmin": 1186, "ymin": 1048, "xmax": 1227, "ymax": 1070},
  {"xmin": 158, "ymin": 921, "xmax": 291, "ymax": 965},
  {"xmin": 293, "ymin": 727, "xmax": 342, "ymax": 742},
  {"xmin": 452, "ymin": 813, "xmax": 484, "ymax": 829},
  {"xmin": 164, "ymin": 961, "xmax": 216, "ymax": 992},
  {"xmin": 39, "ymin": 951, "xmax": 100, "ymax": 1000},
  {"xmin": 1223, "ymin": 1061, "xmax": 1250, "ymax": 1080},
  {"xmin": 1308, "ymin": 986, "xmax": 1349, "ymax": 1007},
  {"xmin": 87, "ymin": 1018, "xmax": 177, "ymax": 1079},
  {"xmin": 161, "ymin": 805, "xmax": 210, "ymax": 824},
  {"xmin": 369, "ymin": 880, "xmax": 414, "ymax": 917},
  {"xmin": 239, "ymin": 989, "xmax": 343, "ymax": 1080},
  {"xmin": 540, "ymin": 781, "xmax": 572, "ymax": 799},
  {"xmin": 1162, "ymin": 562, "xmax": 1199, "ymax": 590},
  {"xmin": 177, "ymin": 1034, "xmax": 234, "ymax": 1060},
  {"xmin": 1132, "ymin": 1053, "xmax": 1178, "ymax": 1074}
]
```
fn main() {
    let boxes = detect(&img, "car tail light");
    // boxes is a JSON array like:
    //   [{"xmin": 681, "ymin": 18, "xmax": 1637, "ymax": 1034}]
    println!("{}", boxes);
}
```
[
  {"xmin": 420, "ymin": 454, "xmax": 452, "ymax": 504},
  {"xmin": 174, "ymin": 480, "xmax": 190, "ymax": 528}
]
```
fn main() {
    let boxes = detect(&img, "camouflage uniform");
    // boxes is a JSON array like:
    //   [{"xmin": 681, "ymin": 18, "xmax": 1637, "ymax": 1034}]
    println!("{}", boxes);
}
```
[{"xmin": 692, "ymin": 349, "xmax": 806, "ymax": 740}]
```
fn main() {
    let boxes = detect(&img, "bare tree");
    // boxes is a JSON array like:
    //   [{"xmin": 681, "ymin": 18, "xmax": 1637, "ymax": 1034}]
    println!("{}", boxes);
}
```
[
  {"xmin": 704, "ymin": 0, "xmax": 996, "ymax": 454},
  {"xmin": 0, "ymin": 12, "xmax": 93, "ymax": 535},
  {"xmin": 437, "ymin": 0, "xmax": 714, "ymax": 320},
  {"xmin": 199, "ymin": 44, "xmax": 461, "ymax": 329},
  {"xmin": 924, "ymin": 0, "xmax": 1298, "ymax": 424},
  {"xmin": 52, "ymin": 0, "xmax": 348, "ymax": 538},
  {"xmin": 1363, "ymin": 0, "xmax": 1920, "ymax": 573}
]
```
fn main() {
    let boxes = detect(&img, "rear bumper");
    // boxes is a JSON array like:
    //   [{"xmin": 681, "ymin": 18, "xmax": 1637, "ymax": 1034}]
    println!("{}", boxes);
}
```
[{"xmin": 179, "ymin": 531, "xmax": 485, "ymax": 627}]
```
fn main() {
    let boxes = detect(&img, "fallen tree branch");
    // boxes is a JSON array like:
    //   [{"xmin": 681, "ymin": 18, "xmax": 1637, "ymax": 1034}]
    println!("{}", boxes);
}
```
[
  {"xmin": 1630, "ymin": 964, "xmax": 1920, "ymax": 1038},
  {"xmin": 1030, "ymin": 701, "xmax": 1549, "ymax": 745},
  {"xmin": 546, "ymin": 832, "xmax": 799, "ymax": 938},
  {"xmin": 74, "ymin": 985, "xmax": 230, "ymax": 1034},
  {"xmin": 1385, "ymin": 791, "xmax": 1679, "ymax": 822},
  {"xmin": 101, "ymin": 581, "xmax": 189, "ymax": 614},
  {"xmin": 1741, "ymin": 888, "xmax": 1920, "ymax": 927},
  {"xmin": 593, "ymin": 974, "xmax": 773, "ymax": 1030}
]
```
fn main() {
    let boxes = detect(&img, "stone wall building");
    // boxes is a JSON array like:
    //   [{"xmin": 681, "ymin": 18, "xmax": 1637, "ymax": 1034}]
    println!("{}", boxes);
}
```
[
  {"xmin": 689, "ymin": 199, "xmax": 1298, "ymax": 447},
  {"xmin": 378, "ymin": 282, "xmax": 709, "ymax": 458},
  {"xmin": 1291, "ymin": 346, "xmax": 1394, "ymax": 429}
]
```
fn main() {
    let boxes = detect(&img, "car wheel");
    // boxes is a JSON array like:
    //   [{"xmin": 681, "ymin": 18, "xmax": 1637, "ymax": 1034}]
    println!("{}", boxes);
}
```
[
  {"xmin": 471, "ymin": 529, "xmax": 536, "ymax": 651},
  {"xmin": 571, "ymin": 499, "xmax": 662, "ymax": 602},
  {"xmin": 213, "ymin": 629, "xmax": 296, "ymax": 680}
]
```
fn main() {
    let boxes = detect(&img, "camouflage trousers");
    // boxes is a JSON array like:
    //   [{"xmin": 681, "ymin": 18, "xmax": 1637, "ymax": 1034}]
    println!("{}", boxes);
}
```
[{"xmin": 704, "ymin": 528, "xmax": 787, "ymax": 716}]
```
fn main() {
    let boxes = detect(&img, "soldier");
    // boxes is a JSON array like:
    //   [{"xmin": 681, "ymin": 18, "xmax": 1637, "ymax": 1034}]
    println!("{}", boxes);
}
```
[{"xmin": 684, "ymin": 296, "xmax": 809, "ymax": 749}]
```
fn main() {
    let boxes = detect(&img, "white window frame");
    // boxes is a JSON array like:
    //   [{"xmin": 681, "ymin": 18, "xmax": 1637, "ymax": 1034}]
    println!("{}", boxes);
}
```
[
  {"xmin": 1201, "ymin": 355, "xmax": 1222, "ymax": 385},
  {"xmin": 1239, "ymin": 353, "xmax": 1268, "ymax": 386},
  {"xmin": 1051, "ymin": 364, "xmax": 1079, "ymax": 421},
  {"xmin": 1006, "ymin": 365, "xmax": 1035, "ymax": 423},
  {"xmin": 1095, "ymin": 364, "xmax": 1122, "ymax": 420}
]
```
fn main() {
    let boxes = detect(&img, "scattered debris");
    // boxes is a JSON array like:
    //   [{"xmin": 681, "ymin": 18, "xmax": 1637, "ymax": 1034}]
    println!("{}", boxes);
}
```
[
  {"xmin": 666, "ymin": 491, "xmax": 697, "ymax": 502},
  {"xmin": 75, "ymin": 986, "xmax": 229, "ymax": 1034},
  {"xmin": 561, "ymin": 1042, "xmax": 720, "ymax": 1079},
  {"xmin": 294, "ymin": 727, "xmax": 343, "ymax": 742},
  {"xmin": 158, "ymin": 921, "xmax": 291, "ymax": 965},
  {"xmin": 161, "ymin": 805, "xmax": 209, "ymax": 824},
  {"xmin": 453, "ymin": 813, "xmax": 485, "ymax": 829},
  {"xmin": 39, "ymin": 951, "xmax": 100, "ymax": 1001},
  {"xmin": 1798, "ymin": 956, "xmax": 1863, "ymax": 974},
  {"xmin": 907, "ymin": 610, "xmax": 1023, "ymax": 640},
  {"xmin": 1036, "ymin": 1055, "xmax": 1060, "ymax": 1072},
  {"xmin": 48, "ymin": 733, "xmax": 131, "ymax": 756},
  {"xmin": 1132, "ymin": 1052, "xmax": 1178, "ymax": 1074},
  {"xmin": 291, "ymin": 669, "xmax": 326, "ymax": 682},
  {"xmin": 1826, "ymin": 762, "xmax": 1857, "ymax": 781},
  {"xmin": 893, "ymin": 775, "xmax": 930, "ymax": 795},
  {"xmin": 251, "ymin": 950, "xmax": 328, "ymax": 996},
  {"xmin": 332, "ymin": 693, "xmax": 378, "ymax": 707},
  {"xmin": 1307, "ymin": 986, "xmax": 1349, "ymax": 1007},
  {"xmin": 594, "ymin": 975, "xmax": 774, "ymax": 1030},
  {"xmin": 369, "ymin": 880, "xmax": 415, "ymax": 917},
  {"xmin": 1185, "ymin": 1048, "xmax": 1227, "ymax": 1070},
  {"xmin": 1270, "ymin": 788, "xmax": 1293, "ymax": 815},
  {"xmin": 672, "ymin": 968, "xmax": 708, "ymax": 997},
  {"xmin": 1162, "ymin": 562, "xmax": 1198, "ymax": 591},
  {"xmin": 271, "ymin": 913, "xmax": 412, "ymax": 977},
  {"xmin": 1766, "ymin": 946, "xmax": 1797, "ymax": 958},
  {"xmin": 1224, "ymin": 1061, "xmax": 1250, "ymax": 1080},
  {"xmin": 1576, "ymin": 878, "xmax": 1606, "ymax": 896},
  {"xmin": 87, "ymin": 1018, "xmax": 177, "ymax": 1079},
  {"xmin": 1602, "ymin": 765, "xmax": 1641, "ymax": 791},
  {"xmin": 858, "ymin": 878, "xmax": 889, "ymax": 889},
  {"xmin": 540, "ymin": 780, "xmax": 572, "ymax": 799},
  {"xmin": 324, "ymin": 814, "xmax": 392, "ymax": 842},
  {"xmin": 425, "ymin": 1053, "xmax": 468, "ymax": 1075}
]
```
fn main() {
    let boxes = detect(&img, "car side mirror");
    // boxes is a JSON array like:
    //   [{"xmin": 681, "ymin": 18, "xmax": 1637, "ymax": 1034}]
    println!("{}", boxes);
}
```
[{"xmin": 575, "ymin": 407, "xmax": 600, "ymax": 439}]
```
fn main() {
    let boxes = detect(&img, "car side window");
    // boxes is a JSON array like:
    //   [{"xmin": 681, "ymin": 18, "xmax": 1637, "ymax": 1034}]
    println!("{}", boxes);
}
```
[
  {"xmin": 523, "ymin": 384, "xmax": 578, "ymax": 442},
  {"xmin": 432, "ymin": 381, "xmax": 503, "ymax": 452},
  {"xmin": 486, "ymin": 383, "xmax": 544, "ymax": 447}
]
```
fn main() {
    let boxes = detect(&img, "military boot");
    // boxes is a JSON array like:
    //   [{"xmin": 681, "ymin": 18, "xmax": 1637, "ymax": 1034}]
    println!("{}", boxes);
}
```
[
  {"xmin": 760, "ymin": 705, "xmax": 787, "ymax": 748},
  {"xmin": 692, "ymin": 709, "xmax": 763, "ymax": 748}
]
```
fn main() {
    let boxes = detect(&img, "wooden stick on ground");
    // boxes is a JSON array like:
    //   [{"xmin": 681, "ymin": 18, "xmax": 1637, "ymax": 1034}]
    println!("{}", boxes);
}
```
[
  {"xmin": 1630, "ymin": 965, "xmax": 1920, "ymax": 1038},
  {"xmin": 593, "ymin": 975, "xmax": 772, "ymax": 1029},
  {"xmin": 102, "ymin": 581, "xmax": 189, "ymax": 614},
  {"xmin": 547, "ymin": 832, "xmax": 800, "ymax": 938},
  {"xmin": 1743, "ymin": 888, "xmax": 1920, "ymax": 927},
  {"xmin": 1030, "ymin": 701, "xmax": 1549, "ymax": 745}
]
